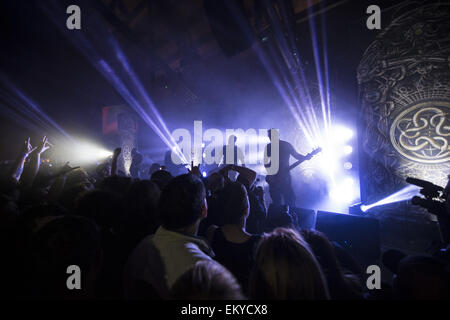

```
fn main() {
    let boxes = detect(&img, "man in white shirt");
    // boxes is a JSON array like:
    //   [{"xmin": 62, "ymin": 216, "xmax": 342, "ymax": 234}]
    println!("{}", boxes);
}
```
[{"xmin": 124, "ymin": 174, "xmax": 213, "ymax": 298}]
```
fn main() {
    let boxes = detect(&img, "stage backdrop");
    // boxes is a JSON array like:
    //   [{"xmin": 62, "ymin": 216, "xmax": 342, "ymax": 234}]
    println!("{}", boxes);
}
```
[{"xmin": 357, "ymin": 2, "xmax": 450, "ymax": 217}]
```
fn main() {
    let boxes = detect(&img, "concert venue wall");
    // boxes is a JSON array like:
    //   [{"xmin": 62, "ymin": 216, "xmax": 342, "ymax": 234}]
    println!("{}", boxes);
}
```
[{"xmin": 357, "ymin": 2, "xmax": 450, "ymax": 219}]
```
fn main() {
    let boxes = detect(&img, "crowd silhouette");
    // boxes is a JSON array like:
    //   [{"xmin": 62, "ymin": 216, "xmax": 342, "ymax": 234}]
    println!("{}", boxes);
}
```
[{"xmin": 0, "ymin": 137, "xmax": 449, "ymax": 300}]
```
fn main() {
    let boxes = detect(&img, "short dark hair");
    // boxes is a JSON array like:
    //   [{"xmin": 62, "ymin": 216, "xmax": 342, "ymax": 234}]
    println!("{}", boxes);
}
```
[
  {"xmin": 221, "ymin": 181, "xmax": 249, "ymax": 225},
  {"xmin": 151, "ymin": 170, "xmax": 173, "ymax": 190},
  {"xmin": 158, "ymin": 174, "xmax": 206, "ymax": 230}
]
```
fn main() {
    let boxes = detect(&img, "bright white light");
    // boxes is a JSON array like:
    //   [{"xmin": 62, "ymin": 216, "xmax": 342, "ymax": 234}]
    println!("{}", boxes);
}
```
[
  {"xmin": 73, "ymin": 142, "xmax": 112, "ymax": 162},
  {"xmin": 361, "ymin": 185, "xmax": 420, "ymax": 212},
  {"xmin": 331, "ymin": 126, "xmax": 353, "ymax": 142},
  {"xmin": 202, "ymin": 171, "xmax": 207, "ymax": 177},
  {"xmin": 343, "ymin": 145, "xmax": 353, "ymax": 155},
  {"xmin": 330, "ymin": 177, "xmax": 357, "ymax": 203},
  {"xmin": 317, "ymin": 148, "xmax": 337, "ymax": 176},
  {"xmin": 344, "ymin": 177, "xmax": 354, "ymax": 186}
]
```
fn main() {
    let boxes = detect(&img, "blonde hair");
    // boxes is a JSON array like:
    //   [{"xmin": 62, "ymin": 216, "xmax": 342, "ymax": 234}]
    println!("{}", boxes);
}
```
[
  {"xmin": 250, "ymin": 228, "xmax": 329, "ymax": 300},
  {"xmin": 171, "ymin": 260, "xmax": 245, "ymax": 300}
]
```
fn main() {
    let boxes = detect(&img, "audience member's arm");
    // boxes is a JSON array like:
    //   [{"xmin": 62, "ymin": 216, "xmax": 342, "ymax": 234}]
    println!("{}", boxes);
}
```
[
  {"xmin": 111, "ymin": 147, "xmax": 121, "ymax": 176},
  {"xmin": 232, "ymin": 165, "xmax": 257, "ymax": 187},
  {"xmin": 9, "ymin": 137, "xmax": 36, "ymax": 182},
  {"xmin": 20, "ymin": 136, "xmax": 50, "ymax": 188},
  {"xmin": 188, "ymin": 161, "xmax": 202, "ymax": 178},
  {"xmin": 218, "ymin": 164, "xmax": 233, "ymax": 183}
]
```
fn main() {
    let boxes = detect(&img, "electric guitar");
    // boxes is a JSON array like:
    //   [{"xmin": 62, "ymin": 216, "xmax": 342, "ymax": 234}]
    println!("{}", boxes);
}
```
[{"xmin": 265, "ymin": 147, "xmax": 322, "ymax": 185}]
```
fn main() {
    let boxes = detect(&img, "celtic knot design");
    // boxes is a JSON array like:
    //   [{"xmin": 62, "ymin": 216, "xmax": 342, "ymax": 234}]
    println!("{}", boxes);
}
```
[{"xmin": 390, "ymin": 102, "xmax": 450, "ymax": 163}]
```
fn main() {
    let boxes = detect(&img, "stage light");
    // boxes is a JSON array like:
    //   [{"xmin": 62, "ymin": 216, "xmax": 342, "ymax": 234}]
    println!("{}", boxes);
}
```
[
  {"xmin": 349, "ymin": 202, "xmax": 365, "ymax": 215},
  {"xmin": 70, "ymin": 142, "xmax": 112, "ymax": 163},
  {"xmin": 343, "ymin": 162, "xmax": 352, "ymax": 170},
  {"xmin": 343, "ymin": 145, "xmax": 353, "ymax": 155},
  {"xmin": 361, "ymin": 185, "xmax": 421, "ymax": 212},
  {"xmin": 330, "ymin": 176, "xmax": 357, "ymax": 203},
  {"xmin": 202, "ymin": 171, "xmax": 207, "ymax": 177},
  {"xmin": 331, "ymin": 126, "xmax": 353, "ymax": 142}
]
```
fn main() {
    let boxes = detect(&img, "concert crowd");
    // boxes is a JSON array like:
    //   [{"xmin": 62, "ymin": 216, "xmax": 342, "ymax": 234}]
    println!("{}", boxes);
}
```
[{"xmin": 0, "ymin": 136, "xmax": 449, "ymax": 300}]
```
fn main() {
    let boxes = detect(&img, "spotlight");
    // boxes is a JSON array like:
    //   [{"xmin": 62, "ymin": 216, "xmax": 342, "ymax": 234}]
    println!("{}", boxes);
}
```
[
  {"xmin": 360, "ymin": 185, "xmax": 420, "ymax": 212},
  {"xmin": 343, "ymin": 162, "xmax": 353, "ymax": 170},
  {"xmin": 343, "ymin": 145, "xmax": 353, "ymax": 155},
  {"xmin": 71, "ymin": 142, "xmax": 112, "ymax": 163},
  {"xmin": 331, "ymin": 126, "xmax": 353, "ymax": 142},
  {"xmin": 330, "ymin": 177, "xmax": 357, "ymax": 203},
  {"xmin": 202, "ymin": 171, "xmax": 207, "ymax": 178},
  {"xmin": 349, "ymin": 202, "xmax": 365, "ymax": 215}
]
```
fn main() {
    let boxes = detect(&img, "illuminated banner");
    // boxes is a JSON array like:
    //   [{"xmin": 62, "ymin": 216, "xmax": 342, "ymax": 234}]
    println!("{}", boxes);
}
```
[{"xmin": 357, "ymin": 3, "xmax": 450, "ymax": 209}]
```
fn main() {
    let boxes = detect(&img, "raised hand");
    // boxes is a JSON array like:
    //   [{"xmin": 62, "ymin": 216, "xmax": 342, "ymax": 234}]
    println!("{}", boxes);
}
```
[
  {"xmin": 36, "ymin": 136, "xmax": 51, "ymax": 154},
  {"xmin": 57, "ymin": 161, "xmax": 80, "ymax": 177},
  {"xmin": 21, "ymin": 137, "xmax": 37, "ymax": 157},
  {"xmin": 188, "ymin": 161, "xmax": 202, "ymax": 178}
]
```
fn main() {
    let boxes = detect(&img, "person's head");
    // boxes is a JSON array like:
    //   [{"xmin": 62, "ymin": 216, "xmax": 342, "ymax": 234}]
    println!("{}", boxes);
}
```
[
  {"xmin": 21, "ymin": 204, "xmax": 67, "ymax": 233},
  {"xmin": 300, "ymin": 229, "xmax": 344, "ymax": 277},
  {"xmin": 98, "ymin": 175, "xmax": 132, "ymax": 195},
  {"xmin": 76, "ymin": 190, "xmax": 123, "ymax": 229},
  {"xmin": 300, "ymin": 229, "xmax": 362, "ymax": 299},
  {"xmin": 394, "ymin": 255, "xmax": 450, "ymax": 299},
  {"xmin": 207, "ymin": 172, "xmax": 225, "ymax": 194},
  {"xmin": 124, "ymin": 180, "xmax": 161, "ymax": 234},
  {"xmin": 250, "ymin": 228, "xmax": 329, "ymax": 300},
  {"xmin": 158, "ymin": 174, "xmax": 206, "ymax": 233},
  {"xmin": 170, "ymin": 260, "xmax": 245, "ymax": 300},
  {"xmin": 220, "ymin": 181, "xmax": 249, "ymax": 226},
  {"xmin": 95, "ymin": 162, "xmax": 111, "ymax": 179},
  {"xmin": 263, "ymin": 204, "xmax": 294, "ymax": 232},
  {"xmin": 65, "ymin": 168, "xmax": 91, "ymax": 189},
  {"xmin": 151, "ymin": 169, "xmax": 173, "ymax": 190},
  {"xmin": 31, "ymin": 215, "xmax": 102, "ymax": 299},
  {"xmin": 148, "ymin": 163, "xmax": 162, "ymax": 177},
  {"xmin": 58, "ymin": 183, "xmax": 91, "ymax": 212}
]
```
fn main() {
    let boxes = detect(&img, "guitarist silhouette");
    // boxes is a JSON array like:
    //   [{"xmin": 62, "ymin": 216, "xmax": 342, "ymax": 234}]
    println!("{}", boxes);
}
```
[{"xmin": 264, "ymin": 129, "xmax": 321, "ymax": 207}]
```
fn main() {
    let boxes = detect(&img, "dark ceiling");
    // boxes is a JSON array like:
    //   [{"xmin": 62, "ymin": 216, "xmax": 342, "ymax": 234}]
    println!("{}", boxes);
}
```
[{"xmin": 0, "ymin": 0, "xmax": 412, "ymax": 159}]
